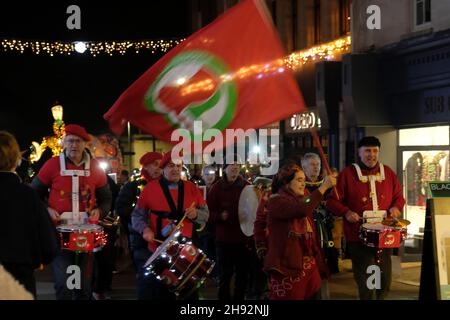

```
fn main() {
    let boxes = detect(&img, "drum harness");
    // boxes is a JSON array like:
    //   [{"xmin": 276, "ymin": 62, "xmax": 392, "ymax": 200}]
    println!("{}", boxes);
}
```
[
  {"xmin": 59, "ymin": 152, "xmax": 91, "ymax": 224},
  {"xmin": 59, "ymin": 152, "xmax": 94, "ymax": 266},
  {"xmin": 352, "ymin": 163, "xmax": 385, "ymax": 214},
  {"xmin": 353, "ymin": 163, "xmax": 387, "ymax": 264},
  {"xmin": 153, "ymin": 179, "xmax": 186, "ymax": 240}
]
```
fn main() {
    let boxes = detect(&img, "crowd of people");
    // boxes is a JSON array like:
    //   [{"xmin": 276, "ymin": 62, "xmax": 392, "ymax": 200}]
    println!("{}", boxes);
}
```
[{"xmin": 0, "ymin": 125, "xmax": 405, "ymax": 301}]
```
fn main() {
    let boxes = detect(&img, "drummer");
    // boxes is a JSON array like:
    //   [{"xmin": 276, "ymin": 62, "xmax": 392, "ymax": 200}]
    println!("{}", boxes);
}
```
[
  {"xmin": 31, "ymin": 124, "xmax": 112, "ymax": 300},
  {"xmin": 326, "ymin": 136, "xmax": 405, "ymax": 300},
  {"xmin": 131, "ymin": 150, "xmax": 209, "ymax": 300},
  {"xmin": 207, "ymin": 153, "xmax": 251, "ymax": 301}
]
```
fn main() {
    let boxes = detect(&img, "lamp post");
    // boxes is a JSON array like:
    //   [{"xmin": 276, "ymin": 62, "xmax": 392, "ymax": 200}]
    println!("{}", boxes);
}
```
[
  {"xmin": 51, "ymin": 103, "xmax": 65, "ymax": 148},
  {"xmin": 29, "ymin": 103, "xmax": 66, "ymax": 163}
]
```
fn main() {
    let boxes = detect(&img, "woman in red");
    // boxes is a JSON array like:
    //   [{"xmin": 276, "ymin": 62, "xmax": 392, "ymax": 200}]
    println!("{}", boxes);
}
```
[{"xmin": 264, "ymin": 163, "xmax": 335, "ymax": 300}]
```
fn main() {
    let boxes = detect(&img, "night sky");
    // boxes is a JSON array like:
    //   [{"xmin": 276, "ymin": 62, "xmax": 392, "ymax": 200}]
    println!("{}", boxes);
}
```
[{"xmin": 0, "ymin": 1, "xmax": 191, "ymax": 148}]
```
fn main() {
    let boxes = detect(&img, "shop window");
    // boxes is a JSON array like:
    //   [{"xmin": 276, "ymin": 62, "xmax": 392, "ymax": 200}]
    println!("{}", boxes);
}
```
[
  {"xmin": 399, "ymin": 126, "xmax": 449, "ymax": 146},
  {"xmin": 403, "ymin": 150, "xmax": 449, "ymax": 236}
]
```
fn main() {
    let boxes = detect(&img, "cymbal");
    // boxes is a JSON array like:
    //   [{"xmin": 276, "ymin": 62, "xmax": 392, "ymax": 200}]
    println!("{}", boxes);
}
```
[
  {"xmin": 397, "ymin": 218, "xmax": 411, "ymax": 226},
  {"xmin": 381, "ymin": 218, "xmax": 410, "ymax": 227},
  {"xmin": 381, "ymin": 219, "xmax": 396, "ymax": 227}
]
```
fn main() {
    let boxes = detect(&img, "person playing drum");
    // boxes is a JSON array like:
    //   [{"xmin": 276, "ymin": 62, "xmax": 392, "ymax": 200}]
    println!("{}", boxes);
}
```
[
  {"xmin": 131, "ymin": 150, "xmax": 209, "ymax": 300},
  {"xmin": 326, "ymin": 136, "xmax": 405, "ymax": 300},
  {"xmin": 31, "ymin": 124, "xmax": 112, "ymax": 300}
]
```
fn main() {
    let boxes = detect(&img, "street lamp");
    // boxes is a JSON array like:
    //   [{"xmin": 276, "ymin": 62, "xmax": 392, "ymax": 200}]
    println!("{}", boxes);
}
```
[
  {"xmin": 29, "ymin": 103, "xmax": 66, "ymax": 163},
  {"xmin": 51, "ymin": 104, "xmax": 63, "ymax": 123}
]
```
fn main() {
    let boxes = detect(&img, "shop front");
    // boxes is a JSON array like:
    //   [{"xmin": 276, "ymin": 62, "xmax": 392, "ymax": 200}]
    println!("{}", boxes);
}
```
[
  {"xmin": 381, "ymin": 31, "xmax": 450, "ymax": 255},
  {"xmin": 398, "ymin": 126, "xmax": 450, "ymax": 251}
]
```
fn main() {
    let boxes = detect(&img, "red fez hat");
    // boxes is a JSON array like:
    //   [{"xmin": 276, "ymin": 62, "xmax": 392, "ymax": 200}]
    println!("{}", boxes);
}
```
[
  {"xmin": 160, "ymin": 150, "xmax": 183, "ymax": 169},
  {"xmin": 65, "ymin": 124, "xmax": 91, "ymax": 141},
  {"xmin": 139, "ymin": 152, "xmax": 162, "ymax": 166}
]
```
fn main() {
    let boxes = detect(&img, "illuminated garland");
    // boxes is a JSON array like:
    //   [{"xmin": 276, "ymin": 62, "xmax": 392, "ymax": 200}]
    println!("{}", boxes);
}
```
[
  {"xmin": 1, "ymin": 35, "xmax": 350, "ymax": 63},
  {"xmin": 285, "ymin": 35, "xmax": 351, "ymax": 70},
  {"xmin": 0, "ymin": 38, "xmax": 184, "ymax": 56},
  {"xmin": 180, "ymin": 35, "xmax": 351, "ymax": 96}
]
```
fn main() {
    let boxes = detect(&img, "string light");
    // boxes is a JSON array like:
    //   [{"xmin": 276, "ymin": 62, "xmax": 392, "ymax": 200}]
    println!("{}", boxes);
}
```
[
  {"xmin": 0, "ymin": 38, "xmax": 184, "ymax": 56},
  {"xmin": 179, "ymin": 35, "xmax": 351, "ymax": 96},
  {"xmin": 285, "ymin": 35, "xmax": 351, "ymax": 70}
]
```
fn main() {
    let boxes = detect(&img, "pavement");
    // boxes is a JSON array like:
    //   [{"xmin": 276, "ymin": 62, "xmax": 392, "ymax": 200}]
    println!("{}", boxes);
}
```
[{"xmin": 35, "ymin": 256, "xmax": 421, "ymax": 300}]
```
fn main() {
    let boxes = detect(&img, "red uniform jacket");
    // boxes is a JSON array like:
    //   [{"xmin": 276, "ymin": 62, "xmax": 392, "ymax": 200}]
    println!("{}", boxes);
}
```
[
  {"xmin": 326, "ymin": 163, "xmax": 405, "ymax": 243},
  {"xmin": 264, "ymin": 188, "xmax": 328, "ymax": 278},
  {"xmin": 137, "ymin": 178, "xmax": 205, "ymax": 252},
  {"xmin": 37, "ymin": 156, "xmax": 107, "ymax": 214}
]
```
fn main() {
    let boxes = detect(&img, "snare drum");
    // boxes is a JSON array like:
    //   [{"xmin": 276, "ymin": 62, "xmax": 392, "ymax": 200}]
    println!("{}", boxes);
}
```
[
  {"xmin": 143, "ymin": 228, "xmax": 215, "ymax": 299},
  {"xmin": 56, "ymin": 224, "xmax": 106, "ymax": 252},
  {"xmin": 360, "ymin": 223, "xmax": 407, "ymax": 248}
]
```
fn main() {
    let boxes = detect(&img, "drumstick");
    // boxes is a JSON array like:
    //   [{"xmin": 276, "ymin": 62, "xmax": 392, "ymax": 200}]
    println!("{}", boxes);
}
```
[
  {"xmin": 175, "ymin": 202, "xmax": 196, "ymax": 229},
  {"xmin": 153, "ymin": 238, "xmax": 164, "ymax": 244}
]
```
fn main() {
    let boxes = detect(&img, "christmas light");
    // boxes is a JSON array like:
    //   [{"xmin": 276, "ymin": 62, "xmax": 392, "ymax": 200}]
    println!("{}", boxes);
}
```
[
  {"xmin": 177, "ymin": 35, "xmax": 351, "ymax": 97},
  {"xmin": 0, "ymin": 38, "xmax": 184, "ymax": 56},
  {"xmin": 285, "ymin": 35, "xmax": 351, "ymax": 70}
]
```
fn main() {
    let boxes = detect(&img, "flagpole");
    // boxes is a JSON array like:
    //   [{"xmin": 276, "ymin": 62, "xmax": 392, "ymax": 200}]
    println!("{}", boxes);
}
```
[
  {"xmin": 310, "ymin": 127, "xmax": 340, "ymax": 200},
  {"xmin": 127, "ymin": 121, "xmax": 132, "ymax": 171}
]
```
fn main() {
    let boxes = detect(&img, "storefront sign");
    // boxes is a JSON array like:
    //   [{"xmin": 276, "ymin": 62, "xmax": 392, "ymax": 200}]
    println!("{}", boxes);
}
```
[
  {"xmin": 421, "ymin": 88, "xmax": 450, "ymax": 122},
  {"xmin": 289, "ymin": 111, "xmax": 321, "ymax": 132},
  {"xmin": 424, "ymin": 95, "xmax": 450, "ymax": 115},
  {"xmin": 429, "ymin": 181, "xmax": 450, "ymax": 198},
  {"xmin": 392, "ymin": 87, "xmax": 450, "ymax": 126}
]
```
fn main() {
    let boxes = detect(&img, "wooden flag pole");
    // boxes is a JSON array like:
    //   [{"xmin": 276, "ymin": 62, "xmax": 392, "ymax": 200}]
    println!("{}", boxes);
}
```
[{"xmin": 310, "ymin": 127, "xmax": 340, "ymax": 200}]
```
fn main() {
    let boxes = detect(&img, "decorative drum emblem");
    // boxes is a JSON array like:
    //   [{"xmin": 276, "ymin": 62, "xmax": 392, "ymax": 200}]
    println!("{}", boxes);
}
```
[{"xmin": 383, "ymin": 233, "xmax": 396, "ymax": 246}]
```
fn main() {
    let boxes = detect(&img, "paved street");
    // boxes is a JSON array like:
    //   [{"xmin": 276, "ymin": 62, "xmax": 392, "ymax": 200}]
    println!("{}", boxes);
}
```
[{"xmin": 35, "ymin": 256, "xmax": 421, "ymax": 300}]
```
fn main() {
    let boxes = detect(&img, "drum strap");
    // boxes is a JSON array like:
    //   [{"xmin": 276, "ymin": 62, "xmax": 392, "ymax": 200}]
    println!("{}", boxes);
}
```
[
  {"xmin": 157, "ymin": 178, "xmax": 185, "ymax": 240},
  {"xmin": 59, "ymin": 152, "xmax": 90, "ymax": 221},
  {"xmin": 353, "ymin": 163, "xmax": 385, "ymax": 211}
]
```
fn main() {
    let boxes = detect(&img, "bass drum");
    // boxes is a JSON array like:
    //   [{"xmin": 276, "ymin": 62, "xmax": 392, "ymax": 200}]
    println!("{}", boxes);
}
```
[{"xmin": 238, "ymin": 185, "xmax": 261, "ymax": 237}]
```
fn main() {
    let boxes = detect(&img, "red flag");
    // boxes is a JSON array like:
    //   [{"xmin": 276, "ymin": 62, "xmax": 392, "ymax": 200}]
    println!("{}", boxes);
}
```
[{"xmin": 104, "ymin": 0, "xmax": 306, "ymax": 144}]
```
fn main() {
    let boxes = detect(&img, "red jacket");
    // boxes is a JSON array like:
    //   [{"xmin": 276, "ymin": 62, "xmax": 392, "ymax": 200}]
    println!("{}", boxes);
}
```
[
  {"xmin": 326, "ymin": 162, "xmax": 405, "ymax": 243},
  {"xmin": 254, "ymin": 195, "xmax": 269, "ymax": 252},
  {"xmin": 264, "ymin": 188, "xmax": 328, "ymax": 278},
  {"xmin": 207, "ymin": 176, "xmax": 250, "ymax": 243},
  {"xmin": 137, "ymin": 178, "xmax": 205, "ymax": 252}
]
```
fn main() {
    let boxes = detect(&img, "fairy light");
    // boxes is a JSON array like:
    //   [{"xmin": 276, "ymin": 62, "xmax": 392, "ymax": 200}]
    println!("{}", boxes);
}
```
[
  {"xmin": 176, "ymin": 35, "xmax": 351, "ymax": 97},
  {"xmin": 0, "ymin": 38, "xmax": 184, "ymax": 56},
  {"xmin": 285, "ymin": 35, "xmax": 351, "ymax": 70}
]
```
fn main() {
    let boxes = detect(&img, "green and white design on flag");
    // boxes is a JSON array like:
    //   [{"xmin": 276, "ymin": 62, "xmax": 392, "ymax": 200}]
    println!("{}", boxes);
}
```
[{"xmin": 144, "ymin": 50, "xmax": 237, "ymax": 142}]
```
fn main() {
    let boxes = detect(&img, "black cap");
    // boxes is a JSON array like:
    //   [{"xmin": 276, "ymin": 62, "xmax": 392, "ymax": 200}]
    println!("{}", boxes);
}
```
[{"xmin": 358, "ymin": 136, "xmax": 381, "ymax": 148}]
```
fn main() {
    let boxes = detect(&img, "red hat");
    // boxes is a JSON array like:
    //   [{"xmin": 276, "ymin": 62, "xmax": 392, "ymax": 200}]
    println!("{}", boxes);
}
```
[
  {"xmin": 139, "ymin": 152, "xmax": 162, "ymax": 166},
  {"xmin": 65, "ymin": 124, "xmax": 91, "ymax": 141},
  {"xmin": 160, "ymin": 150, "xmax": 183, "ymax": 169}
]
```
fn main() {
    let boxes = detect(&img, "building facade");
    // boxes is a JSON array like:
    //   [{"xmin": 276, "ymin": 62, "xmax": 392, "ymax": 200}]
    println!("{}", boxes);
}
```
[{"xmin": 347, "ymin": 0, "xmax": 450, "ymax": 254}]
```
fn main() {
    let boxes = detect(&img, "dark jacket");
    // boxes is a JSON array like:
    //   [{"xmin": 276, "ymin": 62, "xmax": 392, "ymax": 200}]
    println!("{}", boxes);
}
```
[
  {"xmin": 0, "ymin": 172, "xmax": 59, "ymax": 293},
  {"xmin": 115, "ymin": 178, "xmax": 146, "ymax": 224},
  {"xmin": 264, "ymin": 188, "xmax": 328, "ymax": 278},
  {"xmin": 207, "ymin": 175, "xmax": 250, "ymax": 243}
]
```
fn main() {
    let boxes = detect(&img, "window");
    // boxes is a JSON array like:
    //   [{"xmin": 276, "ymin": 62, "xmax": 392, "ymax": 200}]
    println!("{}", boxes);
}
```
[
  {"xmin": 314, "ymin": 0, "xmax": 321, "ymax": 44},
  {"xmin": 415, "ymin": 0, "xmax": 431, "ymax": 26},
  {"xmin": 399, "ymin": 126, "xmax": 449, "ymax": 146},
  {"xmin": 339, "ymin": 0, "xmax": 351, "ymax": 35}
]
